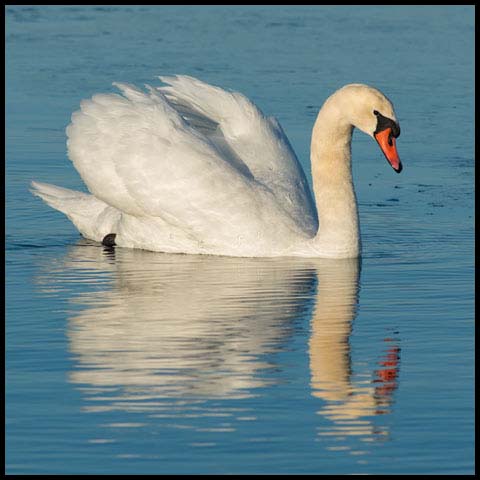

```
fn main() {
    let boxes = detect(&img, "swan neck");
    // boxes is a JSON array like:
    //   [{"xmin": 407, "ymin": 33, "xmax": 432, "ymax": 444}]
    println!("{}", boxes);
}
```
[{"xmin": 309, "ymin": 102, "xmax": 360, "ymax": 257}]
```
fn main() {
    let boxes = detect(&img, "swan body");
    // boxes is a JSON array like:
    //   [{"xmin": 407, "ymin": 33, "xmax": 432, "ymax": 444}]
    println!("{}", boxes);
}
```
[{"xmin": 31, "ymin": 76, "xmax": 401, "ymax": 258}]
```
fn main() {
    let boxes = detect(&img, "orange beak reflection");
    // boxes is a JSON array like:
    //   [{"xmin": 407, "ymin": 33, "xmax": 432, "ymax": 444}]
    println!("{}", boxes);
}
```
[{"xmin": 374, "ymin": 128, "xmax": 402, "ymax": 173}]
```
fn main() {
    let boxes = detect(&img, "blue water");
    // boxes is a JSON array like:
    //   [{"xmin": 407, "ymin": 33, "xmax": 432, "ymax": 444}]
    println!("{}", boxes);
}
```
[{"xmin": 5, "ymin": 5, "xmax": 474, "ymax": 475}]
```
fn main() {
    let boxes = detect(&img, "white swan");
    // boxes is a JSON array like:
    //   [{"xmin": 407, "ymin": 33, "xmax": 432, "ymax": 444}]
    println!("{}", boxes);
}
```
[{"xmin": 31, "ymin": 75, "xmax": 401, "ymax": 258}]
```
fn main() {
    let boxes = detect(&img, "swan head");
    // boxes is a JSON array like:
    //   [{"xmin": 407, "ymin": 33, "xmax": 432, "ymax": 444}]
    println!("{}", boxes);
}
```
[{"xmin": 332, "ymin": 84, "xmax": 402, "ymax": 173}]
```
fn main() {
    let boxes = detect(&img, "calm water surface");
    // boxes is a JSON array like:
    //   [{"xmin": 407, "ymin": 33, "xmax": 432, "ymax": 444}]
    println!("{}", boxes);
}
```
[{"xmin": 6, "ymin": 5, "xmax": 474, "ymax": 475}]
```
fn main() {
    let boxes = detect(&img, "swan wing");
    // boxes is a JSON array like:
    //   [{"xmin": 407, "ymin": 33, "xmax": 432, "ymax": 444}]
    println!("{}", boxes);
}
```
[
  {"xmin": 66, "ymin": 82, "xmax": 310, "ymax": 249},
  {"xmin": 158, "ymin": 75, "xmax": 318, "ymax": 235}
]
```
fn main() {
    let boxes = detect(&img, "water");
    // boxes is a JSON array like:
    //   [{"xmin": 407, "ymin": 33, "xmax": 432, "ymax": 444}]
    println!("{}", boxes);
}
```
[{"xmin": 5, "ymin": 5, "xmax": 474, "ymax": 475}]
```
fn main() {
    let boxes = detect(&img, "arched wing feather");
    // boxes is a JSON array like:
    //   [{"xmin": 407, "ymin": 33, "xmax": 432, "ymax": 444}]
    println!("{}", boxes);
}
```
[
  {"xmin": 158, "ymin": 75, "xmax": 318, "ymax": 234},
  {"xmin": 66, "ymin": 78, "xmax": 317, "ymax": 247}
]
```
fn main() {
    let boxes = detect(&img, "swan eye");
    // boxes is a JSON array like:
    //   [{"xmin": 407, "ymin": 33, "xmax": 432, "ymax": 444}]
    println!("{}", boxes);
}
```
[{"xmin": 373, "ymin": 110, "xmax": 379, "ymax": 116}]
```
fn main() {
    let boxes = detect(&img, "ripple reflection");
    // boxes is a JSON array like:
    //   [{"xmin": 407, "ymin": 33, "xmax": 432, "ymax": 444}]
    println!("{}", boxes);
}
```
[{"xmin": 37, "ymin": 240, "xmax": 400, "ymax": 447}]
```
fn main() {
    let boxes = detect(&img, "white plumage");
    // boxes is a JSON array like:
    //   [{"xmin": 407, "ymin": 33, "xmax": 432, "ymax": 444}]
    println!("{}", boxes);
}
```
[{"xmin": 31, "ymin": 76, "xmax": 400, "ymax": 258}]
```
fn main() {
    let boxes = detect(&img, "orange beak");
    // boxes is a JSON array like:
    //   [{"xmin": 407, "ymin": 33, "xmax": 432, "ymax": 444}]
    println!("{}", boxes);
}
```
[{"xmin": 374, "ymin": 128, "xmax": 402, "ymax": 173}]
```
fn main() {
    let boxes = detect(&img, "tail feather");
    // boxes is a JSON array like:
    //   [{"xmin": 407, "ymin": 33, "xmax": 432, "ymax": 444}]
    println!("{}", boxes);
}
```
[
  {"xmin": 30, "ymin": 181, "xmax": 91, "ymax": 213},
  {"xmin": 30, "ymin": 181, "xmax": 120, "ymax": 242}
]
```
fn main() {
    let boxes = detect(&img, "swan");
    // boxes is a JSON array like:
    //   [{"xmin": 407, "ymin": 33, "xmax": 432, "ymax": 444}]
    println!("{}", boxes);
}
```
[{"xmin": 31, "ymin": 75, "xmax": 401, "ymax": 258}]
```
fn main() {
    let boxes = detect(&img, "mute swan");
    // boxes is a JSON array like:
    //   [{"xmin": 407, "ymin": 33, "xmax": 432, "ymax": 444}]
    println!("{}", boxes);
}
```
[{"xmin": 31, "ymin": 75, "xmax": 401, "ymax": 258}]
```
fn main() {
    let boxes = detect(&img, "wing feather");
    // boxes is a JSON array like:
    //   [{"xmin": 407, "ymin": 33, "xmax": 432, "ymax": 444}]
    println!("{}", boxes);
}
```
[
  {"xmin": 66, "ymin": 76, "xmax": 317, "ymax": 249},
  {"xmin": 158, "ymin": 75, "xmax": 317, "ymax": 233}
]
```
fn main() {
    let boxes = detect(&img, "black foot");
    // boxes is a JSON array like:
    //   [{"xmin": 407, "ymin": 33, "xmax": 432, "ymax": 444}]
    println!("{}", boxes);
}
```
[{"xmin": 102, "ymin": 233, "xmax": 116, "ymax": 247}]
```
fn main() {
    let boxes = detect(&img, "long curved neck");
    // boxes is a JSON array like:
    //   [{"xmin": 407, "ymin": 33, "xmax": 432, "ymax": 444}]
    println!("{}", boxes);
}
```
[{"xmin": 309, "ymin": 102, "xmax": 361, "ymax": 257}]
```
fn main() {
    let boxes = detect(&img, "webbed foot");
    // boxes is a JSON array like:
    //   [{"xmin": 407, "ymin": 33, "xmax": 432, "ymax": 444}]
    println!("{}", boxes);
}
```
[{"xmin": 102, "ymin": 233, "xmax": 116, "ymax": 247}]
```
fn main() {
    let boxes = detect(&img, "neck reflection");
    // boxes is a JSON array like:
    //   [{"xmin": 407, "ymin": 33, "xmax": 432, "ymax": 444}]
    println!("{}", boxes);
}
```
[{"xmin": 309, "ymin": 259, "xmax": 400, "ymax": 440}]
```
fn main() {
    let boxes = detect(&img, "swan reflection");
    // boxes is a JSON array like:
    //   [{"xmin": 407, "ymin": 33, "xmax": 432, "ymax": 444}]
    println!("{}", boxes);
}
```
[{"xmin": 38, "ymin": 240, "xmax": 399, "ymax": 442}]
